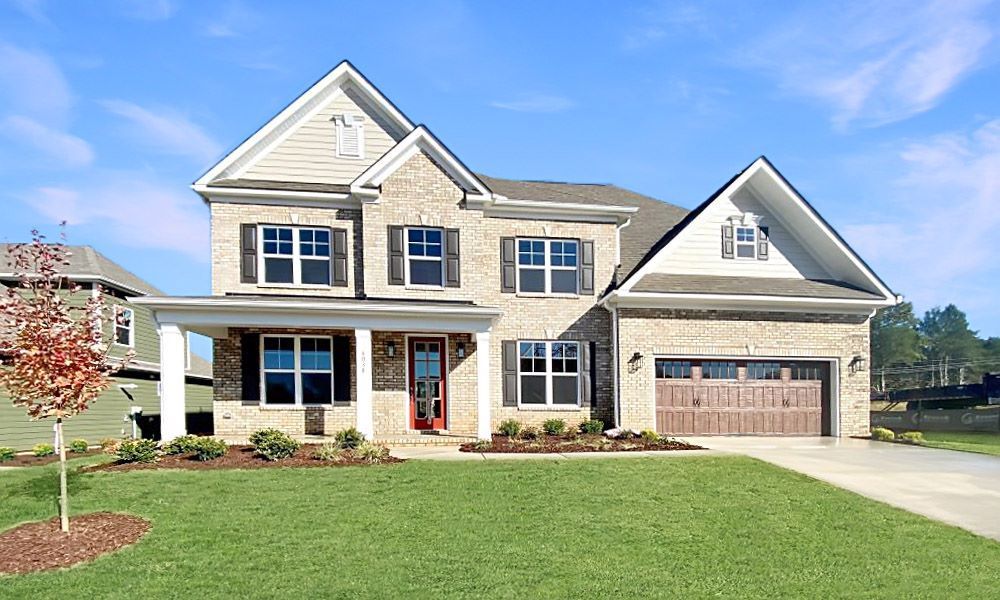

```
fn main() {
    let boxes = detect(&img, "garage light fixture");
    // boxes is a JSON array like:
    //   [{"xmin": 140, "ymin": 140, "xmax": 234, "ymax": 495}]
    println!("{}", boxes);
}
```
[{"xmin": 850, "ymin": 355, "xmax": 867, "ymax": 373}]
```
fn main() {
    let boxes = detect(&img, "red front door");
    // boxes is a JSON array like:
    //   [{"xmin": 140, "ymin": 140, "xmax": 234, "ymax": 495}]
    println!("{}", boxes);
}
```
[{"xmin": 409, "ymin": 337, "xmax": 446, "ymax": 430}]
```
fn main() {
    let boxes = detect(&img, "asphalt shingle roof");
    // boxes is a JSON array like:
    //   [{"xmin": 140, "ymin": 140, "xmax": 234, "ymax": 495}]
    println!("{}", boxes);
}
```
[
  {"xmin": 0, "ymin": 244, "xmax": 164, "ymax": 295},
  {"xmin": 631, "ymin": 273, "xmax": 886, "ymax": 301}
]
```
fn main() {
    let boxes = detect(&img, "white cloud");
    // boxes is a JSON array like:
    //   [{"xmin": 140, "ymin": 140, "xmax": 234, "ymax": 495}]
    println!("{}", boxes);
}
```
[
  {"xmin": 101, "ymin": 100, "xmax": 222, "ymax": 165},
  {"xmin": 0, "ymin": 43, "xmax": 73, "ymax": 123},
  {"xmin": 200, "ymin": 0, "xmax": 260, "ymax": 38},
  {"xmin": 490, "ymin": 94, "xmax": 575, "ymax": 113},
  {"xmin": 0, "ymin": 115, "xmax": 94, "ymax": 167},
  {"xmin": 843, "ymin": 119, "xmax": 1000, "ymax": 316},
  {"xmin": 740, "ymin": 0, "xmax": 994, "ymax": 128},
  {"xmin": 28, "ymin": 176, "xmax": 208, "ymax": 262}
]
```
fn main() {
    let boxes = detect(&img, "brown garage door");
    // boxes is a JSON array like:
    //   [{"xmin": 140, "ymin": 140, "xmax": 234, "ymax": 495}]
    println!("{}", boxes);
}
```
[{"xmin": 655, "ymin": 360, "xmax": 826, "ymax": 435}]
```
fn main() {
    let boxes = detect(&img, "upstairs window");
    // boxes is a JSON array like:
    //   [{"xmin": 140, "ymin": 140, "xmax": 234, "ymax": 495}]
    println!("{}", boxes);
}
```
[
  {"xmin": 405, "ymin": 227, "xmax": 443, "ymax": 287},
  {"xmin": 335, "ymin": 114, "xmax": 364, "ymax": 159},
  {"xmin": 735, "ymin": 226, "xmax": 756, "ymax": 258},
  {"xmin": 114, "ymin": 306, "xmax": 134, "ymax": 347},
  {"xmin": 261, "ymin": 226, "xmax": 331, "ymax": 286},
  {"xmin": 516, "ymin": 238, "xmax": 578, "ymax": 294}
]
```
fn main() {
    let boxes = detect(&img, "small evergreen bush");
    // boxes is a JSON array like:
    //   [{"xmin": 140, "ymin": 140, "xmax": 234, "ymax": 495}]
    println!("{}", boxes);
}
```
[
  {"xmin": 0, "ymin": 447, "xmax": 15, "ymax": 462},
  {"xmin": 113, "ymin": 439, "xmax": 159, "ymax": 463},
  {"xmin": 162, "ymin": 434, "xmax": 201, "ymax": 455},
  {"xmin": 250, "ymin": 428, "xmax": 300, "ymax": 461},
  {"xmin": 640, "ymin": 429, "xmax": 661, "ymax": 442},
  {"xmin": 354, "ymin": 441, "xmax": 390, "ymax": 463},
  {"xmin": 542, "ymin": 419, "xmax": 566, "ymax": 436},
  {"xmin": 334, "ymin": 427, "xmax": 365, "ymax": 450},
  {"xmin": 871, "ymin": 427, "xmax": 895, "ymax": 442},
  {"xmin": 520, "ymin": 426, "xmax": 541, "ymax": 441},
  {"xmin": 898, "ymin": 431, "xmax": 925, "ymax": 444},
  {"xmin": 194, "ymin": 437, "xmax": 228, "ymax": 461},
  {"xmin": 69, "ymin": 439, "xmax": 90, "ymax": 453},
  {"xmin": 580, "ymin": 419, "xmax": 604, "ymax": 434},
  {"xmin": 32, "ymin": 443, "xmax": 55, "ymax": 457},
  {"xmin": 313, "ymin": 442, "xmax": 345, "ymax": 462},
  {"xmin": 498, "ymin": 419, "xmax": 522, "ymax": 437}
]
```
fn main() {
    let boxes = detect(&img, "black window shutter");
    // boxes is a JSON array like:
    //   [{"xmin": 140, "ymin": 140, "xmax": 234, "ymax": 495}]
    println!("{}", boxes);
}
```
[
  {"xmin": 579, "ymin": 240, "xmax": 595, "ymax": 295},
  {"xmin": 240, "ymin": 333, "xmax": 260, "ymax": 404},
  {"xmin": 502, "ymin": 340, "xmax": 518, "ymax": 406},
  {"xmin": 445, "ymin": 228, "xmax": 460, "ymax": 287},
  {"xmin": 240, "ymin": 224, "xmax": 258, "ymax": 283},
  {"xmin": 332, "ymin": 228, "xmax": 348, "ymax": 286},
  {"xmin": 388, "ymin": 225, "xmax": 404, "ymax": 285},
  {"xmin": 721, "ymin": 225, "xmax": 735, "ymax": 259},
  {"xmin": 332, "ymin": 336, "xmax": 351, "ymax": 405},
  {"xmin": 500, "ymin": 237, "xmax": 516, "ymax": 293},
  {"xmin": 579, "ymin": 341, "xmax": 595, "ymax": 407},
  {"xmin": 757, "ymin": 226, "xmax": 770, "ymax": 261}
]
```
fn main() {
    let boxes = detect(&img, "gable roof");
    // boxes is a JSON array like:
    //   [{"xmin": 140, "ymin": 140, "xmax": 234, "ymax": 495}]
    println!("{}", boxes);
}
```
[
  {"xmin": 195, "ymin": 60, "xmax": 415, "ymax": 187},
  {"xmin": 0, "ymin": 244, "xmax": 164, "ymax": 296}
]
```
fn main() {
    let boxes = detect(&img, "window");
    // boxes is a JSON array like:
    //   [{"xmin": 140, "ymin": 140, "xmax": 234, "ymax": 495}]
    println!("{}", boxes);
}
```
[
  {"xmin": 114, "ymin": 306, "xmax": 134, "ymax": 347},
  {"xmin": 735, "ymin": 226, "xmax": 756, "ymax": 258},
  {"xmin": 518, "ymin": 341, "xmax": 579, "ymax": 406},
  {"xmin": 261, "ymin": 226, "xmax": 331, "ymax": 286},
  {"xmin": 746, "ymin": 361, "xmax": 781, "ymax": 380},
  {"xmin": 262, "ymin": 336, "xmax": 333, "ymax": 405},
  {"xmin": 655, "ymin": 360, "xmax": 691, "ymax": 379},
  {"xmin": 790, "ymin": 363, "xmax": 822, "ymax": 381},
  {"xmin": 516, "ymin": 238, "xmax": 578, "ymax": 294},
  {"xmin": 701, "ymin": 361, "xmax": 737, "ymax": 380},
  {"xmin": 335, "ymin": 114, "xmax": 364, "ymax": 159},
  {"xmin": 405, "ymin": 227, "xmax": 444, "ymax": 286}
]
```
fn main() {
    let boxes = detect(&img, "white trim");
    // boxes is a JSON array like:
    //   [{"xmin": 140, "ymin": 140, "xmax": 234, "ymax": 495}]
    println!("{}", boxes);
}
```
[
  {"xmin": 193, "ymin": 184, "xmax": 354, "ymax": 207},
  {"xmin": 0, "ymin": 273, "xmax": 150, "ymax": 297},
  {"xmin": 355, "ymin": 329, "xmax": 374, "ymax": 438},
  {"xmin": 403, "ymin": 226, "xmax": 445, "ymax": 289},
  {"xmin": 403, "ymin": 334, "xmax": 450, "ymax": 431},
  {"xmin": 158, "ymin": 322, "xmax": 187, "ymax": 441},
  {"xmin": 602, "ymin": 289, "xmax": 894, "ymax": 313},
  {"xmin": 258, "ymin": 225, "xmax": 332, "ymax": 287},
  {"xmin": 515, "ymin": 238, "xmax": 579, "ymax": 296},
  {"xmin": 113, "ymin": 305, "xmax": 135, "ymax": 348},
  {"xmin": 475, "ymin": 331, "xmax": 492, "ymax": 440},
  {"xmin": 516, "ymin": 340, "xmax": 581, "ymax": 410},
  {"xmin": 479, "ymin": 198, "xmax": 637, "ymax": 224},
  {"xmin": 259, "ymin": 334, "xmax": 335, "ymax": 407}
]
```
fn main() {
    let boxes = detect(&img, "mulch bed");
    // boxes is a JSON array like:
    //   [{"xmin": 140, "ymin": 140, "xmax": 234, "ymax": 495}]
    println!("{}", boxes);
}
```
[
  {"xmin": 0, "ymin": 512, "xmax": 150, "ymax": 575},
  {"xmin": 86, "ymin": 445, "xmax": 402, "ymax": 472},
  {"xmin": 461, "ymin": 434, "xmax": 704, "ymax": 453},
  {"xmin": 1, "ymin": 449, "xmax": 103, "ymax": 468}
]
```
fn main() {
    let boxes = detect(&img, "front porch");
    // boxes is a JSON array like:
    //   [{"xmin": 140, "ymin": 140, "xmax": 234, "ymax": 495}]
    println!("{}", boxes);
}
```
[{"xmin": 131, "ymin": 295, "xmax": 502, "ymax": 442}]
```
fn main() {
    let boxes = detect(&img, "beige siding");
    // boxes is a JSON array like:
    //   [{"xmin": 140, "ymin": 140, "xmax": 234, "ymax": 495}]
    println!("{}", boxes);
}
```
[
  {"xmin": 242, "ymin": 84, "xmax": 404, "ymax": 184},
  {"xmin": 646, "ymin": 186, "xmax": 829, "ymax": 279}
]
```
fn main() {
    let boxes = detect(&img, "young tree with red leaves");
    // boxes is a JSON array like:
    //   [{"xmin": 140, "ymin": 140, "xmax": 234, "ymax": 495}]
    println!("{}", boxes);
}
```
[{"xmin": 0, "ymin": 230, "xmax": 131, "ymax": 533}]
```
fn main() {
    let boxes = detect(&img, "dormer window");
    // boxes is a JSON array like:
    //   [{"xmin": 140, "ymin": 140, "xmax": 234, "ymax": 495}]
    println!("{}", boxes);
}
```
[
  {"xmin": 735, "ymin": 226, "xmax": 756, "ymax": 259},
  {"xmin": 334, "ymin": 113, "xmax": 364, "ymax": 159}
]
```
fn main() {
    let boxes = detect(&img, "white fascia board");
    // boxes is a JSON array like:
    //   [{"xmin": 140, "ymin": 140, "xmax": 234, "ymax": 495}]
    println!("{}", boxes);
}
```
[
  {"xmin": 193, "ymin": 184, "xmax": 356, "ymax": 208},
  {"xmin": 484, "ymin": 198, "xmax": 637, "ymax": 224},
  {"xmin": 604, "ymin": 289, "xmax": 893, "ymax": 314},
  {"xmin": 0, "ymin": 273, "xmax": 149, "ymax": 297}
]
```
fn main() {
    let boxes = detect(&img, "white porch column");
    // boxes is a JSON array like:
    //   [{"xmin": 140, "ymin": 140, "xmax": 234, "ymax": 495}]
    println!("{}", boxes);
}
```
[
  {"xmin": 159, "ymin": 323, "xmax": 187, "ymax": 441},
  {"xmin": 475, "ymin": 331, "xmax": 492, "ymax": 441},
  {"xmin": 355, "ymin": 328, "xmax": 374, "ymax": 438}
]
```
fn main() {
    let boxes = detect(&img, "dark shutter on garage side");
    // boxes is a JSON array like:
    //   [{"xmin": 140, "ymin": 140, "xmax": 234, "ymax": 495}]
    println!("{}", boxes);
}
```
[
  {"xmin": 757, "ymin": 226, "xmax": 770, "ymax": 261},
  {"xmin": 388, "ymin": 225, "xmax": 404, "ymax": 285},
  {"xmin": 332, "ymin": 336, "xmax": 351, "ymax": 405},
  {"xmin": 332, "ymin": 228, "xmax": 348, "ymax": 286},
  {"xmin": 240, "ymin": 224, "xmax": 258, "ymax": 283},
  {"xmin": 502, "ymin": 340, "xmax": 518, "ymax": 406},
  {"xmin": 579, "ymin": 341, "xmax": 595, "ymax": 407},
  {"xmin": 579, "ymin": 240, "xmax": 594, "ymax": 295},
  {"xmin": 500, "ymin": 237, "xmax": 516, "ymax": 293},
  {"xmin": 240, "ymin": 333, "xmax": 260, "ymax": 404},
  {"xmin": 721, "ymin": 224, "xmax": 735, "ymax": 259},
  {"xmin": 445, "ymin": 228, "xmax": 460, "ymax": 287}
]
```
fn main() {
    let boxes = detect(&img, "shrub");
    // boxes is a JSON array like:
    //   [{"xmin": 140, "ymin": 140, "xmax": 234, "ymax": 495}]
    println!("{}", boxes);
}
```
[
  {"xmin": 640, "ymin": 429, "xmax": 661, "ymax": 443},
  {"xmin": 470, "ymin": 439, "xmax": 492, "ymax": 451},
  {"xmin": 520, "ymin": 426, "xmax": 541, "ymax": 441},
  {"xmin": 580, "ymin": 419, "xmax": 604, "ymax": 434},
  {"xmin": 313, "ymin": 442, "xmax": 345, "ymax": 462},
  {"xmin": 497, "ymin": 419, "xmax": 522, "ymax": 437},
  {"xmin": 250, "ymin": 429, "xmax": 300, "ymax": 461},
  {"xmin": 0, "ymin": 447, "xmax": 15, "ymax": 462},
  {"xmin": 563, "ymin": 427, "xmax": 579, "ymax": 441},
  {"xmin": 69, "ymin": 439, "xmax": 89, "ymax": 453},
  {"xmin": 334, "ymin": 427, "xmax": 365, "ymax": 450},
  {"xmin": 354, "ymin": 441, "xmax": 390, "ymax": 463},
  {"xmin": 194, "ymin": 437, "xmax": 228, "ymax": 461},
  {"xmin": 542, "ymin": 419, "xmax": 566, "ymax": 436},
  {"xmin": 162, "ymin": 434, "xmax": 202, "ymax": 455},
  {"xmin": 113, "ymin": 438, "xmax": 159, "ymax": 463},
  {"xmin": 871, "ymin": 427, "xmax": 895, "ymax": 442},
  {"xmin": 99, "ymin": 437, "xmax": 121, "ymax": 452},
  {"xmin": 899, "ymin": 431, "xmax": 925, "ymax": 445},
  {"xmin": 32, "ymin": 443, "xmax": 55, "ymax": 457}
]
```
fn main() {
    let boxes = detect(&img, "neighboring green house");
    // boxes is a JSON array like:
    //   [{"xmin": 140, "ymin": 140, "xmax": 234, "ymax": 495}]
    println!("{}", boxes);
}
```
[{"xmin": 0, "ymin": 245, "xmax": 213, "ymax": 450}]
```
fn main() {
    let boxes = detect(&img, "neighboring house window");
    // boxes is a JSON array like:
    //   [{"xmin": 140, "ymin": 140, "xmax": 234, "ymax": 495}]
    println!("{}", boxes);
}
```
[
  {"xmin": 335, "ymin": 114, "xmax": 364, "ymax": 159},
  {"xmin": 261, "ymin": 335, "xmax": 333, "ymax": 405},
  {"xmin": 735, "ymin": 226, "xmax": 756, "ymax": 258},
  {"xmin": 746, "ymin": 361, "xmax": 781, "ymax": 380},
  {"xmin": 655, "ymin": 360, "xmax": 691, "ymax": 379},
  {"xmin": 518, "ymin": 341, "xmax": 579, "ymax": 406},
  {"xmin": 261, "ymin": 226, "xmax": 331, "ymax": 286},
  {"xmin": 701, "ymin": 361, "xmax": 737, "ymax": 380},
  {"xmin": 516, "ymin": 238, "xmax": 578, "ymax": 294},
  {"xmin": 405, "ymin": 227, "xmax": 444, "ymax": 287},
  {"xmin": 114, "ymin": 306, "xmax": 134, "ymax": 347}
]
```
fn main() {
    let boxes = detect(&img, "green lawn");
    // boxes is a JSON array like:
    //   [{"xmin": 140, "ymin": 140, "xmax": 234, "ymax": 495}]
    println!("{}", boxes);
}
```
[
  {"xmin": 2, "ymin": 456, "xmax": 999, "ymax": 599},
  {"xmin": 921, "ymin": 431, "xmax": 1000, "ymax": 456}
]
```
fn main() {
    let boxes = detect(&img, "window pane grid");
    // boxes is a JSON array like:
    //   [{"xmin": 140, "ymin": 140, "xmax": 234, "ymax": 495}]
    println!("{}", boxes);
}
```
[
  {"xmin": 261, "ymin": 226, "xmax": 330, "ymax": 286},
  {"xmin": 701, "ymin": 361, "xmax": 738, "ymax": 380},
  {"xmin": 746, "ymin": 361, "xmax": 781, "ymax": 380},
  {"xmin": 262, "ymin": 336, "xmax": 334, "ymax": 405},
  {"xmin": 655, "ymin": 360, "xmax": 691, "ymax": 379},
  {"xmin": 405, "ymin": 227, "xmax": 443, "ymax": 286},
  {"xmin": 516, "ymin": 238, "xmax": 578, "ymax": 294},
  {"xmin": 518, "ymin": 340, "xmax": 579, "ymax": 407}
]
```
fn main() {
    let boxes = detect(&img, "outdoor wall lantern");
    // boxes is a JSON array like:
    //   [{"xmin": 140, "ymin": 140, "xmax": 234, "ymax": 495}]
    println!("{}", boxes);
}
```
[
  {"xmin": 850, "ymin": 354, "xmax": 867, "ymax": 373},
  {"xmin": 456, "ymin": 342, "xmax": 466, "ymax": 358},
  {"xmin": 385, "ymin": 341, "xmax": 396, "ymax": 358}
]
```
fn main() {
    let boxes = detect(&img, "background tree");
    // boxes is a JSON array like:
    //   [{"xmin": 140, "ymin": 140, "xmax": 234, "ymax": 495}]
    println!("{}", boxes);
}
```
[
  {"xmin": 0, "ymin": 231, "xmax": 131, "ymax": 533},
  {"xmin": 871, "ymin": 302, "xmax": 923, "ymax": 391},
  {"xmin": 920, "ymin": 305, "xmax": 983, "ymax": 385}
]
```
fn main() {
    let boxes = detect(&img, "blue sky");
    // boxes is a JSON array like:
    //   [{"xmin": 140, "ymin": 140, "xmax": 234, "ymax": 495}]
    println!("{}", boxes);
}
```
[{"xmin": 2, "ymin": 0, "xmax": 1000, "ymax": 359}]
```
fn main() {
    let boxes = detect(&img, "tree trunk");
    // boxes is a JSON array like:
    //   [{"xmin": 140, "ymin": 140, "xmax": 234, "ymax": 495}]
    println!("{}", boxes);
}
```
[{"xmin": 56, "ymin": 417, "xmax": 69, "ymax": 533}]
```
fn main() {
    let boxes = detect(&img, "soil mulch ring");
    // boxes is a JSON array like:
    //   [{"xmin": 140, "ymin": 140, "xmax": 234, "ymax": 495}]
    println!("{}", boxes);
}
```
[
  {"xmin": 0, "ymin": 512, "xmax": 150, "ymax": 575},
  {"xmin": 461, "ymin": 434, "xmax": 704, "ymax": 453},
  {"xmin": 86, "ymin": 445, "xmax": 403, "ymax": 472},
  {"xmin": 2, "ymin": 449, "xmax": 104, "ymax": 468}
]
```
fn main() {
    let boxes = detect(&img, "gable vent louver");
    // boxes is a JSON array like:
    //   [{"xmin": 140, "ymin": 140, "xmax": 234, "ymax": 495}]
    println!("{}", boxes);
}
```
[{"xmin": 335, "ymin": 114, "xmax": 364, "ymax": 159}]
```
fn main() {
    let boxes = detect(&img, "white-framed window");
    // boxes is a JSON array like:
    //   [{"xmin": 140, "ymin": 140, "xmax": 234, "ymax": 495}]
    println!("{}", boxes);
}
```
[
  {"xmin": 517, "ymin": 340, "xmax": 580, "ymax": 407},
  {"xmin": 405, "ymin": 227, "xmax": 444, "ymax": 287},
  {"xmin": 261, "ymin": 335, "xmax": 333, "ymax": 406},
  {"xmin": 335, "ymin": 114, "xmax": 364, "ymax": 159},
  {"xmin": 516, "ymin": 238, "xmax": 578, "ymax": 294},
  {"xmin": 735, "ymin": 226, "xmax": 756, "ymax": 259},
  {"xmin": 113, "ymin": 306, "xmax": 134, "ymax": 347},
  {"xmin": 260, "ymin": 226, "xmax": 331, "ymax": 286}
]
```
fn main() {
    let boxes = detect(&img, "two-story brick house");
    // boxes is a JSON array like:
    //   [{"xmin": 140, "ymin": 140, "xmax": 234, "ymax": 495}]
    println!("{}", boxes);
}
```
[{"xmin": 134, "ymin": 61, "xmax": 897, "ymax": 443}]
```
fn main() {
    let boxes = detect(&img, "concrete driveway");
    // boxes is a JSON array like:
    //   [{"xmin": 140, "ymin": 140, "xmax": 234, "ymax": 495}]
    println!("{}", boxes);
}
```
[{"xmin": 685, "ymin": 436, "xmax": 1000, "ymax": 542}]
